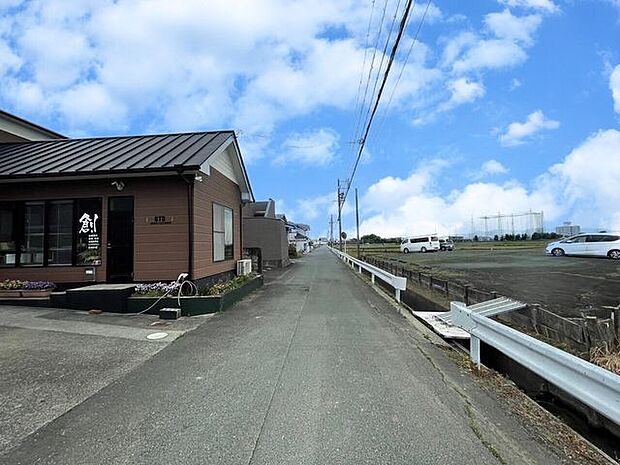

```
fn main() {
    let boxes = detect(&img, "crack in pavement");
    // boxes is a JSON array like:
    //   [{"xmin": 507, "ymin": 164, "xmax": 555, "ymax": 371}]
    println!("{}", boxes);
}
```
[{"xmin": 246, "ymin": 283, "xmax": 311, "ymax": 465}]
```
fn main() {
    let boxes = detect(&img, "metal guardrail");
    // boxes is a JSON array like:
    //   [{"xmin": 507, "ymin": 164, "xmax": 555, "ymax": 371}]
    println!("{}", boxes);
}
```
[
  {"xmin": 329, "ymin": 247, "xmax": 407, "ymax": 302},
  {"xmin": 451, "ymin": 300, "xmax": 620, "ymax": 426},
  {"xmin": 438, "ymin": 297, "xmax": 526, "ymax": 325}
]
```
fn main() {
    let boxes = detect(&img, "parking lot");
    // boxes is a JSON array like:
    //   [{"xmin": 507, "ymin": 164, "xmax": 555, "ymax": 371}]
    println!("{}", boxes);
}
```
[
  {"xmin": 0, "ymin": 305, "xmax": 208, "ymax": 454},
  {"xmin": 384, "ymin": 246, "xmax": 620, "ymax": 317}
]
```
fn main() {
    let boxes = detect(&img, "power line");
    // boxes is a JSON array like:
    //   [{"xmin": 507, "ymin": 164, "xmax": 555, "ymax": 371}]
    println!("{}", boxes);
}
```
[
  {"xmin": 360, "ymin": 0, "xmax": 404, "ymax": 136},
  {"xmin": 351, "ymin": 0, "xmax": 377, "ymax": 150},
  {"xmin": 353, "ymin": 0, "xmax": 390, "ymax": 149},
  {"xmin": 343, "ymin": 0, "xmax": 417, "ymax": 205},
  {"xmin": 375, "ymin": 0, "xmax": 431, "ymax": 136}
]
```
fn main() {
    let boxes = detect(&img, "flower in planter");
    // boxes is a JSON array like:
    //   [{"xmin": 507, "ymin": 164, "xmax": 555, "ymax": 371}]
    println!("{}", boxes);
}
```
[
  {"xmin": 0, "ymin": 279, "xmax": 24, "ymax": 290},
  {"xmin": 22, "ymin": 281, "xmax": 56, "ymax": 290},
  {"xmin": 134, "ymin": 281, "xmax": 181, "ymax": 296},
  {"xmin": 200, "ymin": 273, "xmax": 255, "ymax": 296}
]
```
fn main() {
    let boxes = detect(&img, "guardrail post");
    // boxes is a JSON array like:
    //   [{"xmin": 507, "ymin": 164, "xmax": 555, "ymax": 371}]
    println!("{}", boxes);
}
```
[
  {"xmin": 358, "ymin": 264, "xmax": 362, "ymax": 274},
  {"xmin": 395, "ymin": 289, "xmax": 401, "ymax": 303},
  {"xmin": 470, "ymin": 335, "xmax": 481, "ymax": 369},
  {"xmin": 371, "ymin": 274, "xmax": 375, "ymax": 284}
]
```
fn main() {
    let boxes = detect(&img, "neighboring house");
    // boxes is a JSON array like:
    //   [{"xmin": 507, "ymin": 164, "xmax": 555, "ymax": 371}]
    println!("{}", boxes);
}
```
[
  {"xmin": 242, "ymin": 199, "xmax": 290, "ymax": 269},
  {"xmin": 286, "ymin": 221, "xmax": 311, "ymax": 254},
  {"xmin": 0, "ymin": 110, "xmax": 66, "ymax": 143},
  {"xmin": 0, "ymin": 129, "xmax": 254, "ymax": 286}
]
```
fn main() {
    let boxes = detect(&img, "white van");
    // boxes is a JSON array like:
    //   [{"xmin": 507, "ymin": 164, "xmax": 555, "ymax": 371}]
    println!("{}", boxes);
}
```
[
  {"xmin": 400, "ymin": 235, "xmax": 440, "ymax": 253},
  {"xmin": 546, "ymin": 233, "xmax": 620, "ymax": 259}
]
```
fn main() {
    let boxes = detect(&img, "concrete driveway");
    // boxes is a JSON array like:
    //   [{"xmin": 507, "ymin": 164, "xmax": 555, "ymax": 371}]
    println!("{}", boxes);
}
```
[{"xmin": 0, "ymin": 305, "xmax": 209, "ymax": 454}]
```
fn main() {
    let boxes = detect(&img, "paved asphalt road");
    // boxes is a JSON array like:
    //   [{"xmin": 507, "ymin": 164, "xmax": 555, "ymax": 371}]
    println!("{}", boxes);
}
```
[{"xmin": 2, "ymin": 248, "xmax": 571, "ymax": 464}]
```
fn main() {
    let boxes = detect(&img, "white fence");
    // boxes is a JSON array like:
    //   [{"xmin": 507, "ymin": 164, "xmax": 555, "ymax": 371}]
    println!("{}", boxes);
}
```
[
  {"xmin": 328, "ymin": 247, "xmax": 406, "ymax": 302},
  {"xmin": 451, "ymin": 301, "xmax": 620, "ymax": 426}
]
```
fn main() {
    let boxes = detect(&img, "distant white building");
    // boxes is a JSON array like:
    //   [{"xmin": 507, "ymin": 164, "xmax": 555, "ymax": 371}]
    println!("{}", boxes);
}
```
[
  {"xmin": 555, "ymin": 222, "xmax": 580, "ymax": 237},
  {"xmin": 282, "ymin": 219, "xmax": 311, "ymax": 254}
]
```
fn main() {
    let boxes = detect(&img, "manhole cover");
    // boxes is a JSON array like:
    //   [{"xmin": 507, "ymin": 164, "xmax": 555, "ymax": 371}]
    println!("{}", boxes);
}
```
[{"xmin": 146, "ymin": 332, "xmax": 168, "ymax": 340}]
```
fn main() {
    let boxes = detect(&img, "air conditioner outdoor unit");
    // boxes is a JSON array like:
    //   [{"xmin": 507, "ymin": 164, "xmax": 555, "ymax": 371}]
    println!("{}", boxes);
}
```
[{"xmin": 237, "ymin": 259, "xmax": 252, "ymax": 276}]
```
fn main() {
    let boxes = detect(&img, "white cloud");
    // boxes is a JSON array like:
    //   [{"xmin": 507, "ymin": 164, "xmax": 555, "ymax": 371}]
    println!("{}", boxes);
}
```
[
  {"xmin": 479, "ymin": 159, "xmax": 509, "ymax": 177},
  {"xmin": 499, "ymin": 110, "xmax": 560, "ymax": 146},
  {"xmin": 414, "ymin": 78, "xmax": 485, "ymax": 125},
  {"xmin": 0, "ymin": 0, "xmax": 555, "ymax": 141},
  {"xmin": 274, "ymin": 128, "xmax": 340, "ymax": 167},
  {"xmin": 446, "ymin": 78, "xmax": 485, "ymax": 107},
  {"xmin": 547, "ymin": 129, "xmax": 620, "ymax": 230},
  {"xmin": 353, "ymin": 129, "xmax": 620, "ymax": 237},
  {"xmin": 498, "ymin": 0, "xmax": 559, "ymax": 13},
  {"xmin": 510, "ymin": 78, "xmax": 522, "ymax": 90},
  {"xmin": 610, "ymin": 64, "xmax": 620, "ymax": 113},
  {"xmin": 484, "ymin": 9, "xmax": 542, "ymax": 46},
  {"xmin": 452, "ymin": 39, "xmax": 528, "ymax": 73},
  {"xmin": 0, "ymin": 0, "xmax": 377, "ymax": 137}
]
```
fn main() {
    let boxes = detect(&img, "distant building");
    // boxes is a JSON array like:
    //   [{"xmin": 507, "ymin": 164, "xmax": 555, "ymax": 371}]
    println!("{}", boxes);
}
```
[
  {"xmin": 285, "ymin": 221, "xmax": 311, "ymax": 254},
  {"xmin": 555, "ymin": 222, "xmax": 580, "ymax": 237},
  {"xmin": 242, "ymin": 200, "xmax": 290, "ymax": 269}
]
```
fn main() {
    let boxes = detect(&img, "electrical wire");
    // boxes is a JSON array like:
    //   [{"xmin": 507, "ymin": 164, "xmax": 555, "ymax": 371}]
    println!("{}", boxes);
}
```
[
  {"xmin": 359, "ymin": 0, "xmax": 404, "ymax": 136},
  {"xmin": 375, "ymin": 0, "xmax": 431, "ymax": 137},
  {"xmin": 343, "ymin": 0, "xmax": 416, "ymax": 206},
  {"xmin": 353, "ymin": 0, "xmax": 390, "ymax": 150},
  {"xmin": 350, "ymin": 0, "xmax": 377, "ymax": 150}
]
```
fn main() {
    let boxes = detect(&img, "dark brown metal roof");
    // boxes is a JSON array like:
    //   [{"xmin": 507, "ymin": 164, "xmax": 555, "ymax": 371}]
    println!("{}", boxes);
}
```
[{"xmin": 0, "ymin": 131, "xmax": 234, "ymax": 180}]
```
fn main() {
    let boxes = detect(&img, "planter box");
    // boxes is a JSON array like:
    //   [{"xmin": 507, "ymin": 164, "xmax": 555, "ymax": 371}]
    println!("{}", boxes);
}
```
[
  {"xmin": 0, "ymin": 289, "xmax": 53, "ymax": 298},
  {"xmin": 0, "ymin": 290, "xmax": 22, "ymax": 298},
  {"xmin": 20, "ymin": 289, "xmax": 53, "ymax": 298},
  {"xmin": 127, "ymin": 275, "xmax": 264, "ymax": 316}
]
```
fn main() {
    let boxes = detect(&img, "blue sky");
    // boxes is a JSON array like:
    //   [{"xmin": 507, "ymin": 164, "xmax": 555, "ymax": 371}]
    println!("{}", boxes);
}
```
[{"xmin": 1, "ymin": 0, "xmax": 619, "ymax": 238}]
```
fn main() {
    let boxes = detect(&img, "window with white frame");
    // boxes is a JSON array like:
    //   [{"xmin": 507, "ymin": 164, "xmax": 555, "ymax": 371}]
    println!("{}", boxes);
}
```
[{"xmin": 213, "ymin": 203, "xmax": 233, "ymax": 262}]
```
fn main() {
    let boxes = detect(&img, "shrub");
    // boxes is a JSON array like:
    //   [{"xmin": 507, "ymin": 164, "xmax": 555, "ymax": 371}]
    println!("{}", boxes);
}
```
[
  {"xmin": 288, "ymin": 244, "xmax": 299, "ymax": 258},
  {"xmin": 200, "ymin": 274, "xmax": 254, "ymax": 296}
]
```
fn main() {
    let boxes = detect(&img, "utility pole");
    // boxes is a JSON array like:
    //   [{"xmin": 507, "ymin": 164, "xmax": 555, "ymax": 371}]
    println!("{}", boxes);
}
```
[
  {"xmin": 337, "ymin": 179, "xmax": 347, "ymax": 251},
  {"xmin": 355, "ymin": 188, "xmax": 360, "ymax": 258},
  {"xmin": 329, "ymin": 214, "xmax": 334, "ymax": 244}
]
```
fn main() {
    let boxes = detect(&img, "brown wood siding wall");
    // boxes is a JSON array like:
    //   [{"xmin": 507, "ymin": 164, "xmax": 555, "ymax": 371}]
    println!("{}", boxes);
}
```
[
  {"xmin": 192, "ymin": 167, "xmax": 242, "ymax": 279},
  {"xmin": 0, "ymin": 176, "xmax": 189, "ymax": 283}
]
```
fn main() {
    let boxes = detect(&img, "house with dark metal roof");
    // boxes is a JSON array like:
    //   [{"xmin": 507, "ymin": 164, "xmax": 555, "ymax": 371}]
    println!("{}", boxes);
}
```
[
  {"xmin": 0, "ymin": 129, "xmax": 254, "ymax": 286},
  {"xmin": 242, "ymin": 199, "xmax": 290, "ymax": 269},
  {"xmin": 0, "ymin": 110, "xmax": 66, "ymax": 143}
]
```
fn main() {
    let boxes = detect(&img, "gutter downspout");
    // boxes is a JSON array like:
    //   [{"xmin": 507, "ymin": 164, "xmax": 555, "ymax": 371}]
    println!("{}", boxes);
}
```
[{"xmin": 177, "ymin": 169, "xmax": 194, "ymax": 280}]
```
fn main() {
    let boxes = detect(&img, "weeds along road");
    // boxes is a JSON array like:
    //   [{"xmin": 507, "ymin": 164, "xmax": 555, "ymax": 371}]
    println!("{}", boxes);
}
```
[{"xmin": 2, "ymin": 248, "xmax": 587, "ymax": 465}]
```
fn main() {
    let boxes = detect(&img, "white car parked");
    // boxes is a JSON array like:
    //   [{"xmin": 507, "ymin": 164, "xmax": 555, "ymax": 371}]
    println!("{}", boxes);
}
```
[
  {"xmin": 400, "ymin": 235, "xmax": 440, "ymax": 253},
  {"xmin": 546, "ymin": 233, "xmax": 620, "ymax": 259}
]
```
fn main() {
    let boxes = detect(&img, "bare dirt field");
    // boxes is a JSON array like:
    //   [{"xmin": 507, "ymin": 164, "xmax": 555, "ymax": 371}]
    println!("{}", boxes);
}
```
[{"xmin": 375, "ymin": 246, "xmax": 620, "ymax": 317}]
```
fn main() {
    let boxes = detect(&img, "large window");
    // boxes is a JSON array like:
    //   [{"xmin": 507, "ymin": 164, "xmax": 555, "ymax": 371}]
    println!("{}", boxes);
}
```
[
  {"xmin": 0, "ymin": 198, "xmax": 101, "ymax": 267},
  {"xmin": 0, "ymin": 203, "xmax": 17, "ymax": 267},
  {"xmin": 47, "ymin": 201, "xmax": 73, "ymax": 265},
  {"xmin": 22, "ymin": 202, "xmax": 45, "ymax": 266},
  {"xmin": 213, "ymin": 203, "xmax": 234, "ymax": 262}
]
